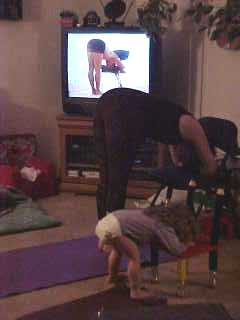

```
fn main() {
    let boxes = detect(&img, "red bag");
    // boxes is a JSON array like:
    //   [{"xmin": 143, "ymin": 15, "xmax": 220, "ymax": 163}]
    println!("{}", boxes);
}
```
[
  {"xmin": 16, "ymin": 157, "xmax": 57, "ymax": 200},
  {"xmin": 0, "ymin": 165, "xmax": 17, "ymax": 188}
]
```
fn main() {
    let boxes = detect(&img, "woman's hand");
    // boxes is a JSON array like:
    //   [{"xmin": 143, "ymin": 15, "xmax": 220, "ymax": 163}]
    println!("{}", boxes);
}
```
[
  {"xmin": 169, "ymin": 145, "xmax": 184, "ymax": 167},
  {"xmin": 179, "ymin": 115, "xmax": 217, "ymax": 177}
]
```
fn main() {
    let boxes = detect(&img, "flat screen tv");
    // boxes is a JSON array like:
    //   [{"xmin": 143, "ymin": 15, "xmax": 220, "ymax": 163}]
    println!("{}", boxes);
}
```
[{"xmin": 62, "ymin": 26, "xmax": 162, "ymax": 116}]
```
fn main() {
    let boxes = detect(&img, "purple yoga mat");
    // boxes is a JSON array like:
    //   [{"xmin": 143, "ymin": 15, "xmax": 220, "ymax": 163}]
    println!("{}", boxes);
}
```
[{"xmin": 0, "ymin": 236, "xmax": 175, "ymax": 298}]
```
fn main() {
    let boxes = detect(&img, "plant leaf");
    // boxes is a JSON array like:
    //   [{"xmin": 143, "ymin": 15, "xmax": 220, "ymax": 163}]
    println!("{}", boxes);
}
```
[{"xmin": 202, "ymin": 5, "xmax": 214, "ymax": 15}]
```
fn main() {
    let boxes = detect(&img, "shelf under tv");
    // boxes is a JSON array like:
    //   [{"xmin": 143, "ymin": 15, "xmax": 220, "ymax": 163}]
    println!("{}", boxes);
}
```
[{"xmin": 57, "ymin": 113, "xmax": 160, "ymax": 198}]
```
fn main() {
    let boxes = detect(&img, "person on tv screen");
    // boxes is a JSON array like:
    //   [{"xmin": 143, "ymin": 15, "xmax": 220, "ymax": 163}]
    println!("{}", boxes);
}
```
[
  {"xmin": 94, "ymin": 87, "xmax": 217, "ymax": 219},
  {"xmin": 87, "ymin": 39, "xmax": 125, "ymax": 95}
]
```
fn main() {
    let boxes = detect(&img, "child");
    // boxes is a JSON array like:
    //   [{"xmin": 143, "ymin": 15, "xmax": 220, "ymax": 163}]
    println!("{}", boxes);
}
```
[{"xmin": 95, "ymin": 203, "xmax": 200, "ymax": 303}]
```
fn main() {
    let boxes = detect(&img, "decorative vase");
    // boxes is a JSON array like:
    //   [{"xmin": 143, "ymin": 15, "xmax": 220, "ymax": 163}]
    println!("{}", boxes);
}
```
[
  {"xmin": 60, "ymin": 17, "xmax": 77, "ymax": 28},
  {"xmin": 60, "ymin": 10, "xmax": 79, "ymax": 28},
  {"xmin": 216, "ymin": 24, "xmax": 240, "ymax": 50},
  {"xmin": 229, "ymin": 36, "xmax": 240, "ymax": 50},
  {"xmin": 216, "ymin": 32, "xmax": 229, "ymax": 49}
]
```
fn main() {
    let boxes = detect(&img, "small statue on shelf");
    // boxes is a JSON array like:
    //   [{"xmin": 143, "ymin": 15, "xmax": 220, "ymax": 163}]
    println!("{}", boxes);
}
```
[{"xmin": 83, "ymin": 11, "xmax": 101, "ymax": 27}]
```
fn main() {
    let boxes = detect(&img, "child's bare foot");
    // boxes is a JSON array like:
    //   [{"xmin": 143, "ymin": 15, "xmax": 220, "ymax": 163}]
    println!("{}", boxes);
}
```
[
  {"xmin": 108, "ymin": 272, "xmax": 128, "ymax": 283},
  {"xmin": 107, "ymin": 272, "xmax": 128, "ymax": 288},
  {"xmin": 108, "ymin": 273, "xmax": 149, "ymax": 293},
  {"xmin": 131, "ymin": 289, "xmax": 167, "ymax": 305}
]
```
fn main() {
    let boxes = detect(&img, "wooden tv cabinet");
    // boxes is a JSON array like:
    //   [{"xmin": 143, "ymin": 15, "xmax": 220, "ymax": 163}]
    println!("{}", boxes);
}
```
[{"xmin": 57, "ymin": 114, "xmax": 160, "ymax": 199}]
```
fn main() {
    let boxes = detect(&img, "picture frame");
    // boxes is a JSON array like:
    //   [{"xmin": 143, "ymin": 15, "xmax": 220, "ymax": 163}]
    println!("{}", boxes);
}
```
[{"xmin": 0, "ymin": 0, "xmax": 22, "ymax": 20}]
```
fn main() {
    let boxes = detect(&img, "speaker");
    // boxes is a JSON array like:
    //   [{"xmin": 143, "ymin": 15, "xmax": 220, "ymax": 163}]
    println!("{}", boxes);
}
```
[{"xmin": 0, "ymin": 0, "xmax": 22, "ymax": 20}]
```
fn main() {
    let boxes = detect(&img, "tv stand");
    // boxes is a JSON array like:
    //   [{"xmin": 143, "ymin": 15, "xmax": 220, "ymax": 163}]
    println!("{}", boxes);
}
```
[{"xmin": 57, "ymin": 114, "xmax": 160, "ymax": 198}]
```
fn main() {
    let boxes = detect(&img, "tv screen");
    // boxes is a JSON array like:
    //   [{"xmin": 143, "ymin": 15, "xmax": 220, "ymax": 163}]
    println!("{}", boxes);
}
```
[{"xmin": 62, "ymin": 27, "xmax": 161, "ymax": 115}]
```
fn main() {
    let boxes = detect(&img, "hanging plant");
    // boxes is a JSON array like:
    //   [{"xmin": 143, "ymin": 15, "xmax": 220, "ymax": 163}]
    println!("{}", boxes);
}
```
[
  {"xmin": 137, "ymin": 0, "xmax": 177, "ymax": 42},
  {"xmin": 185, "ymin": 0, "xmax": 240, "ymax": 50}
]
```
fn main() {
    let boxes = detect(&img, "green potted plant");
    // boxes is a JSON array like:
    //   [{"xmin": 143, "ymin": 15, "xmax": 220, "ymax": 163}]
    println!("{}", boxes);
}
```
[
  {"xmin": 137, "ymin": 0, "xmax": 177, "ymax": 42},
  {"xmin": 60, "ymin": 10, "xmax": 79, "ymax": 28},
  {"xmin": 185, "ymin": 0, "xmax": 240, "ymax": 50}
]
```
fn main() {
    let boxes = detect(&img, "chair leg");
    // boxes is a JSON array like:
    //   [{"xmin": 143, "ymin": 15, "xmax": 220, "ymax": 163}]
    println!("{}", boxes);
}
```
[
  {"xmin": 231, "ymin": 206, "xmax": 239, "ymax": 238},
  {"xmin": 209, "ymin": 270, "xmax": 217, "ymax": 288},
  {"xmin": 149, "ymin": 186, "xmax": 165, "ymax": 282},
  {"xmin": 177, "ymin": 259, "xmax": 188, "ymax": 297},
  {"xmin": 115, "ymin": 73, "xmax": 122, "ymax": 87},
  {"xmin": 150, "ymin": 243, "xmax": 160, "ymax": 283},
  {"xmin": 150, "ymin": 187, "xmax": 164, "ymax": 207},
  {"xmin": 164, "ymin": 187, "xmax": 173, "ymax": 206},
  {"xmin": 186, "ymin": 181, "xmax": 197, "ymax": 211},
  {"xmin": 208, "ymin": 188, "xmax": 224, "ymax": 288},
  {"xmin": 229, "ymin": 191, "xmax": 239, "ymax": 238},
  {"xmin": 149, "ymin": 188, "xmax": 174, "ymax": 282},
  {"xmin": 151, "ymin": 266, "xmax": 160, "ymax": 283}
]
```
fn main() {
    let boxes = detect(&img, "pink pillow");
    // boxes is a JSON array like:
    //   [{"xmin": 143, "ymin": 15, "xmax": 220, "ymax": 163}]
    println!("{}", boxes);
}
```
[{"xmin": 0, "ymin": 165, "xmax": 17, "ymax": 187}]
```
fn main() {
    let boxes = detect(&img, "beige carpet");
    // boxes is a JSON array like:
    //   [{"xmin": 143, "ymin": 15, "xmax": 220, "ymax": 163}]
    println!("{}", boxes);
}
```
[{"xmin": 0, "ymin": 190, "xmax": 156, "ymax": 252}]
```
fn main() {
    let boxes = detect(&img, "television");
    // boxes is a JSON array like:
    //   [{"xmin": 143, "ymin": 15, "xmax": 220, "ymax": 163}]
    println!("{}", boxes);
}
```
[{"xmin": 62, "ymin": 26, "xmax": 162, "ymax": 116}]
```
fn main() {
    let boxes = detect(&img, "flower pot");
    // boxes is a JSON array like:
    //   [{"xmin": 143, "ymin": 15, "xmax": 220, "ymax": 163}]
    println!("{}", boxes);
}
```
[
  {"xmin": 216, "ymin": 33, "xmax": 240, "ymax": 50},
  {"xmin": 229, "ymin": 36, "xmax": 240, "ymax": 50},
  {"xmin": 216, "ymin": 22, "xmax": 240, "ymax": 50},
  {"xmin": 216, "ymin": 32, "xmax": 229, "ymax": 49},
  {"xmin": 60, "ymin": 17, "xmax": 76, "ymax": 28}
]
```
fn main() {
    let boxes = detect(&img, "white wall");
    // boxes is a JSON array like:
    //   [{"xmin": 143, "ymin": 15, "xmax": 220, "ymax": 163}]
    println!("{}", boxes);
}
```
[
  {"xmin": 0, "ymin": 0, "xmax": 138, "ymax": 170},
  {"xmin": 163, "ymin": 0, "xmax": 240, "ymax": 140},
  {"xmin": 201, "ymin": 37, "xmax": 240, "ymax": 132}
]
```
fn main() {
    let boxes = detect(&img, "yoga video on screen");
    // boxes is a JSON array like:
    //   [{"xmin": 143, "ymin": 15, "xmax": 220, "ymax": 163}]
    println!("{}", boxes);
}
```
[{"xmin": 67, "ymin": 33, "xmax": 150, "ymax": 98}]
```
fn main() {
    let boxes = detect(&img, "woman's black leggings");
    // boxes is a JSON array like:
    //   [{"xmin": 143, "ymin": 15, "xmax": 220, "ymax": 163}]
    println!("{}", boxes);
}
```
[{"xmin": 94, "ymin": 90, "xmax": 148, "ymax": 219}]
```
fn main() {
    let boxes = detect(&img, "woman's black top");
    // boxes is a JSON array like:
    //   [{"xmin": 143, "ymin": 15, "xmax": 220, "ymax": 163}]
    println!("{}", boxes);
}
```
[{"xmin": 97, "ymin": 88, "xmax": 191, "ymax": 145}]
